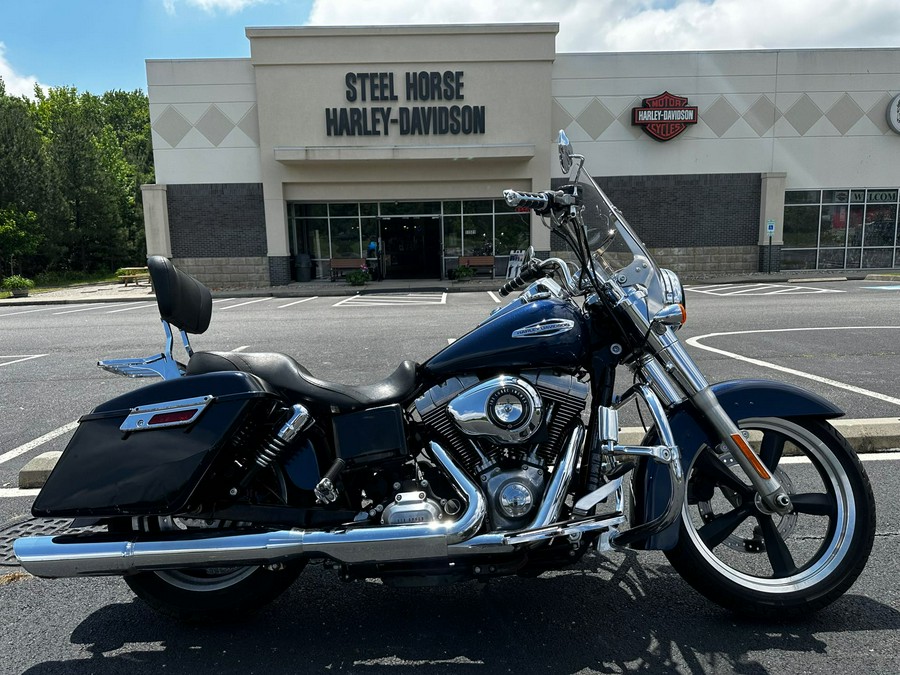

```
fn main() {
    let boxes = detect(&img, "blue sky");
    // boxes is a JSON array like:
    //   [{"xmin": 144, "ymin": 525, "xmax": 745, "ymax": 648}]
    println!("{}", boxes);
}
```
[{"xmin": 1, "ymin": 0, "xmax": 898, "ymax": 97}]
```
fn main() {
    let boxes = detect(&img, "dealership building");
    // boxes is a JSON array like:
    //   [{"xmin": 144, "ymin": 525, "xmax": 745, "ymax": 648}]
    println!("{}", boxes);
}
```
[{"xmin": 142, "ymin": 24, "xmax": 900, "ymax": 286}]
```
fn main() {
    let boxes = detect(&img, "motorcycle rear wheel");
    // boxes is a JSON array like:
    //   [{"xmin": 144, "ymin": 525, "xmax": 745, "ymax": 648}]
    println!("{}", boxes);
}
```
[
  {"xmin": 665, "ymin": 417, "xmax": 875, "ymax": 618},
  {"xmin": 124, "ymin": 557, "xmax": 304, "ymax": 622},
  {"xmin": 121, "ymin": 466, "xmax": 305, "ymax": 622}
]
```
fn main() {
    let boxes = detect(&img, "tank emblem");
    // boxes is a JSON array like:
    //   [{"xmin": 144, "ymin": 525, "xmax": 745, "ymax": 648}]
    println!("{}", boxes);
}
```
[{"xmin": 511, "ymin": 319, "xmax": 575, "ymax": 339}]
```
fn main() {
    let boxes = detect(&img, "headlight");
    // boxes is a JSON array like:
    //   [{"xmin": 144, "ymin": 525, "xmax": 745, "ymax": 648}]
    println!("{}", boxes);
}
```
[{"xmin": 659, "ymin": 268, "xmax": 685, "ymax": 307}]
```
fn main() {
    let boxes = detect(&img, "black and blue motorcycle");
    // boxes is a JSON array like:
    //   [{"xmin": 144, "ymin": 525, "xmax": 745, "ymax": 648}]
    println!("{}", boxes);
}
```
[{"xmin": 15, "ymin": 132, "xmax": 875, "ymax": 621}]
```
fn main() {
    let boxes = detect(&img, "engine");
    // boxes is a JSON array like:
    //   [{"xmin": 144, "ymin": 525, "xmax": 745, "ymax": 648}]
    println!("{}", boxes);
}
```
[{"xmin": 413, "ymin": 370, "xmax": 589, "ymax": 530}]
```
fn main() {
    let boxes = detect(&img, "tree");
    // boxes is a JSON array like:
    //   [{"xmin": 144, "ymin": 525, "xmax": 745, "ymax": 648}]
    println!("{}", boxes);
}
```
[
  {"xmin": 0, "ymin": 207, "xmax": 41, "ymax": 276},
  {"xmin": 0, "ymin": 78, "xmax": 152, "ymax": 276}
]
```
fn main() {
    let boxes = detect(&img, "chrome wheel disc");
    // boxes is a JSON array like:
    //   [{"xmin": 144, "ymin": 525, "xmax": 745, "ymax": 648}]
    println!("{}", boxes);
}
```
[{"xmin": 682, "ymin": 418, "xmax": 854, "ymax": 594}]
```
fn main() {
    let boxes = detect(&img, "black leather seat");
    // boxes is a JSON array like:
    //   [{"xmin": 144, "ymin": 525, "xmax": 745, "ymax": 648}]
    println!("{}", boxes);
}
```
[{"xmin": 187, "ymin": 351, "xmax": 420, "ymax": 412}]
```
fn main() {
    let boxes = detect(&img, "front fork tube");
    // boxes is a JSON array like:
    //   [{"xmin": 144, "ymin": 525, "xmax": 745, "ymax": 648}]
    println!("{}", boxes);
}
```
[{"xmin": 643, "ymin": 339, "xmax": 793, "ymax": 514}]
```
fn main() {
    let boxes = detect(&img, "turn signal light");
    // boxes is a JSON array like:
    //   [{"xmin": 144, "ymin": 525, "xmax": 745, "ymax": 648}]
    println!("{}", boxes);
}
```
[{"xmin": 730, "ymin": 433, "xmax": 770, "ymax": 480}]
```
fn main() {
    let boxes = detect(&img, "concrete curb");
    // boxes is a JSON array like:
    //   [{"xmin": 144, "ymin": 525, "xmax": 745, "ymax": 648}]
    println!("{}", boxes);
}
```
[{"xmin": 15, "ymin": 418, "xmax": 899, "ymax": 490}]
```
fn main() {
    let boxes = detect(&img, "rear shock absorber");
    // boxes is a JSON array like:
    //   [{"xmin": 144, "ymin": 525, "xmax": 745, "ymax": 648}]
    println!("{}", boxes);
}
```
[{"xmin": 239, "ymin": 404, "xmax": 314, "ymax": 489}]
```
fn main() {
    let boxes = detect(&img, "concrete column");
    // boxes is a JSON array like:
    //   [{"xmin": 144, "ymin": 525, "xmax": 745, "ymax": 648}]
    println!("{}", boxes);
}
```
[
  {"xmin": 141, "ymin": 184, "xmax": 172, "ymax": 257},
  {"xmin": 264, "ymin": 183, "xmax": 289, "ymax": 257},
  {"xmin": 758, "ymin": 172, "xmax": 786, "ymax": 272},
  {"xmin": 759, "ymin": 173, "xmax": 786, "ymax": 245}
]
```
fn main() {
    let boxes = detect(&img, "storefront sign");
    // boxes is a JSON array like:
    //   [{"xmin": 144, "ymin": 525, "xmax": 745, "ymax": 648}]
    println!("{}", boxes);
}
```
[
  {"xmin": 632, "ymin": 91, "xmax": 698, "ymax": 142},
  {"xmin": 325, "ymin": 70, "xmax": 486, "ymax": 137},
  {"xmin": 887, "ymin": 93, "xmax": 900, "ymax": 135}
]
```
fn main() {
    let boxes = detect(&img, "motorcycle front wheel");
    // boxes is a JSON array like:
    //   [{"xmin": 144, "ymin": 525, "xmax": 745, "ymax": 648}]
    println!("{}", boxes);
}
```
[{"xmin": 665, "ymin": 417, "xmax": 875, "ymax": 618}]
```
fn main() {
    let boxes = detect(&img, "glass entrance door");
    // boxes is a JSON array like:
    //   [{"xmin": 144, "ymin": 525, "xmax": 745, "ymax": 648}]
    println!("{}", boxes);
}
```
[{"xmin": 380, "ymin": 216, "xmax": 441, "ymax": 279}]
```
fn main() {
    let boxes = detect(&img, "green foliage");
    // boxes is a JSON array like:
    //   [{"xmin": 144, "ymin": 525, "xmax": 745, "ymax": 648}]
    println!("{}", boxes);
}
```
[
  {"xmin": 0, "ymin": 78, "xmax": 151, "ymax": 279},
  {"xmin": 0, "ymin": 208, "xmax": 42, "ymax": 276},
  {"xmin": 345, "ymin": 266, "xmax": 371, "ymax": 286},
  {"xmin": 451, "ymin": 264, "xmax": 476, "ymax": 281},
  {"xmin": 1, "ymin": 274, "xmax": 34, "ymax": 289}
]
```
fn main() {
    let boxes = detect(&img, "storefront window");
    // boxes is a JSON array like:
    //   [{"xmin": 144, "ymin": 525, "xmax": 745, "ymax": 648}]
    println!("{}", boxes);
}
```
[
  {"xmin": 330, "ymin": 218, "xmax": 361, "ymax": 258},
  {"xmin": 380, "ymin": 201, "xmax": 440, "ymax": 216},
  {"xmin": 304, "ymin": 219, "xmax": 330, "ymax": 262},
  {"xmin": 863, "ymin": 203, "xmax": 897, "ymax": 247},
  {"xmin": 463, "ymin": 199, "xmax": 493, "ymax": 214},
  {"xmin": 495, "ymin": 213, "xmax": 530, "ymax": 254},
  {"xmin": 783, "ymin": 188, "xmax": 899, "ymax": 269},
  {"xmin": 463, "ymin": 214, "xmax": 493, "ymax": 255},
  {"xmin": 288, "ymin": 199, "xmax": 532, "ymax": 279},
  {"xmin": 783, "ymin": 205, "xmax": 819, "ymax": 247},
  {"xmin": 443, "ymin": 216, "xmax": 462, "ymax": 256}
]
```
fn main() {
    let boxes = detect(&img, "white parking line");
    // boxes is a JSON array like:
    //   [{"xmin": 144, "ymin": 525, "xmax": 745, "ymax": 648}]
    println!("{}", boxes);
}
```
[
  {"xmin": 279, "ymin": 297, "xmax": 318, "ymax": 308},
  {"xmin": 334, "ymin": 293, "xmax": 447, "ymax": 307},
  {"xmin": 0, "ymin": 307, "xmax": 56, "ymax": 317},
  {"xmin": 687, "ymin": 284, "xmax": 843, "ymax": 296},
  {"xmin": 0, "ymin": 355, "xmax": 47, "ymax": 368},
  {"xmin": 212, "ymin": 298, "xmax": 234, "ymax": 303},
  {"xmin": 0, "ymin": 421, "xmax": 79, "ymax": 465},
  {"xmin": 219, "ymin": 297, "xmax": 271, "ymax": 311},
  {"xmin": 487, "ymin": 291, "xmax": 502, "ymax": 304},
  {"xmin": 106, "ymin": 302, "xmax": 157, "ymax": 314},
  {"xmin": 687, "ymin": 326, "xmax": 900, "ymax": 406},
  {"xmin": 0, "ymin": 488, "xmax": 41, "ymax": 498},
  {"xmin": 51, "ymin": 304, "xmax": 104, "ymax": 315},
  {"xmin": 232, "ymin": 345, "xmax": 250, "ymax": 352}
]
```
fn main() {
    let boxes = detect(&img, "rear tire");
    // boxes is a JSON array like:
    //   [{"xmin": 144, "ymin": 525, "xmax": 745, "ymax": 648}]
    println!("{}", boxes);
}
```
[
  {"xmin": 665, "ymin": 417, "xmax": 875, "ymax": 618},
  {"xmin": 120, "ymin": 464, "xmax": 304, "ymax": 622},
  {"xmin": 124, "ymin": 561, "xmax": 304, "ymax": 622}
]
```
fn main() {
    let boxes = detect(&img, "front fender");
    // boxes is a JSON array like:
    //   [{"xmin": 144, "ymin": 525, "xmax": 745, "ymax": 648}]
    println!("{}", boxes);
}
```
[{"xmin": 630, "ymin": 379, "xmax": 843, "ymax": 551}]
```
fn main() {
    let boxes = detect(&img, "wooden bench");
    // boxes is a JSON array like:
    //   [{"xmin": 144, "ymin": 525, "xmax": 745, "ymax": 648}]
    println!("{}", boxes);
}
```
[
  {"xmin": 457, "ymin": 255, "xmax": 495, "ymax": 279},
  {"xmin": 330, "ymin": 258, "xmax": 367, "ymax": 281},
  {"xmin": 117, "ymin": 267, "xmax": 150, "ymax": 286}
]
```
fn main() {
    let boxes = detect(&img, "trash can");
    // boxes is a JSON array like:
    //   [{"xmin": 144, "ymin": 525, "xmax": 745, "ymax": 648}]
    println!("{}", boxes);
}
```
[{"xmin": 296, "ymin": 253, "xmax": 312, "ymax": 282}]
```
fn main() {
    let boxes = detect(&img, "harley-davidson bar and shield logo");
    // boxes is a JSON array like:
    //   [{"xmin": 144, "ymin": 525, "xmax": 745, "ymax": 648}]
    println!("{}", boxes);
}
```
[{"xmin": 632, "ymin": 91, "xmax": 699, "ymax": 142}]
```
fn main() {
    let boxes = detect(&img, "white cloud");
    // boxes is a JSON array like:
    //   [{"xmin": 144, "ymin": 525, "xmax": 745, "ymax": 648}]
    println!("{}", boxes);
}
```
[
  {"xmin": 164, "ymin": 0, "xmax": 270, "ymax": 16},
  {"xmin": 0, "ymin": 43, "xmax": 44, "ymax": 98},
  {"xmin": 306, "ymin": 0, "xmax": 900, "ymax": 52}
]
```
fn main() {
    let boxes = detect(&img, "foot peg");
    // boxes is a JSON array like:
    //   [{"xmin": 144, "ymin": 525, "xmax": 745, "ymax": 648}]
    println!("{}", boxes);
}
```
[{"xmin": 315, "ymin": 458, "xmax": 346, "ymax": 504}]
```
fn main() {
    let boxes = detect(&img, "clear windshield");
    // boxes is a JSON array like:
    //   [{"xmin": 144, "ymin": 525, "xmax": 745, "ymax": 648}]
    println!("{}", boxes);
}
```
[{"xmin": 560, "ymin": 162, "xmax": 674, "ymax": 316}]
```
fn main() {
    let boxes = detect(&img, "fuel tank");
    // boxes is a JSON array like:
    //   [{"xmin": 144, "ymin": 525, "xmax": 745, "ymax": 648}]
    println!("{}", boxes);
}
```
[{"xmin": 423, "ymin": 297, "xmax": 589, "ymax": 377}]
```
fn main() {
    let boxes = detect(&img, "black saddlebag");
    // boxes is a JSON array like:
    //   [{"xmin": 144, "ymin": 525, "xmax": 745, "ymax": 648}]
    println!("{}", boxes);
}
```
[{"xmin": 32, "ymin": 372, "xmax": 281, "ymax": 518}]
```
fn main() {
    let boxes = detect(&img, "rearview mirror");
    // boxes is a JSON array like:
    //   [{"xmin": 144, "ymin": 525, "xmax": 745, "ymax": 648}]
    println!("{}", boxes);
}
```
[{"xmin": 558, "ymin": 130, "xmax": 573, "ymax": 173}]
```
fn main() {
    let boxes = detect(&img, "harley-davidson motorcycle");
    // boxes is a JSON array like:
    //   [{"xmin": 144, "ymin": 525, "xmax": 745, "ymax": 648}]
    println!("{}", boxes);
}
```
[{"xmin": 15, "ymin": 132, "xmax": 875, "ymax": 621}]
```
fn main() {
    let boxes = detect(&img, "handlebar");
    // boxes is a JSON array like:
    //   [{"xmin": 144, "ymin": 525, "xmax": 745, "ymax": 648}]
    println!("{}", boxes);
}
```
[
  {"xmin": 503, "ymin": 190, "xmax": 552, "ymax": 212},
  {"xmin": 498, "ymin": 260, "xmax": 545, "ymax": 297}
]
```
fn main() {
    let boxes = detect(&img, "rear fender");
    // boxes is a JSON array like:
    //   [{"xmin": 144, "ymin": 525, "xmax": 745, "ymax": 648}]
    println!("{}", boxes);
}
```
[{"xmin": 630, "ymin": 379, "xmax": 843, "ymax": 551}]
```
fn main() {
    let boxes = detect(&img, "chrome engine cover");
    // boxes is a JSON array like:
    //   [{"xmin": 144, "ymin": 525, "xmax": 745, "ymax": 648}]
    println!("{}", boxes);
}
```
[
  {"xmin": 381, "ymin": 491, "xmax": 444, "ymax": 526},
  {"xmin": 446, "ymin": 376, "xmax": 543, "ymax": 444}
]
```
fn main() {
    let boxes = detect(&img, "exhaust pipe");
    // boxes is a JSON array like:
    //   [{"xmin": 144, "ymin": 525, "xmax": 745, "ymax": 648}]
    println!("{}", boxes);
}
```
[{"xmin": 14, "ymin": 442, "xmax": 486, "ymax": 578}]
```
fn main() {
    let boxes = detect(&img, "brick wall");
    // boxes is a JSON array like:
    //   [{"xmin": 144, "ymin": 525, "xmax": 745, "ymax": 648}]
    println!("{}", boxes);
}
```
[
  {"xmin": 167, "ymin": 183, "xmax": 267, "ymax": 259},
  {"xmin": 172, "ymin": 256, "xmax": 269, "ymax": 288},
  {"xmin": 550, "ymin": 173, "xmax": 762, "ymax": 275},
  {"xmin": 597, "ymin": 173, "xmax": 761, "ymax": 248}
]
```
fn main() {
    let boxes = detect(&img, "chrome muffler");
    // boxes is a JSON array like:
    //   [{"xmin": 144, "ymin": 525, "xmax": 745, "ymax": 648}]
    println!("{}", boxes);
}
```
[{"xmin": 14, "ymin": 442, "xmax": 486, "ymax": 578}]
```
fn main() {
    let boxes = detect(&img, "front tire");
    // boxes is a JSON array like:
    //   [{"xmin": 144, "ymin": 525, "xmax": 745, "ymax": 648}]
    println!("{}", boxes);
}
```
[{"xmin": 665, "ymin": 417, "xmax": 875, "ymax": 618}]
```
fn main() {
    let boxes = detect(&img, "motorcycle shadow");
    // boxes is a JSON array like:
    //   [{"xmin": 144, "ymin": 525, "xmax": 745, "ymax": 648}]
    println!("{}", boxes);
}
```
[{"xmin": 23, "ymin": 550, "xmax": 900, "ymax": 675}]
